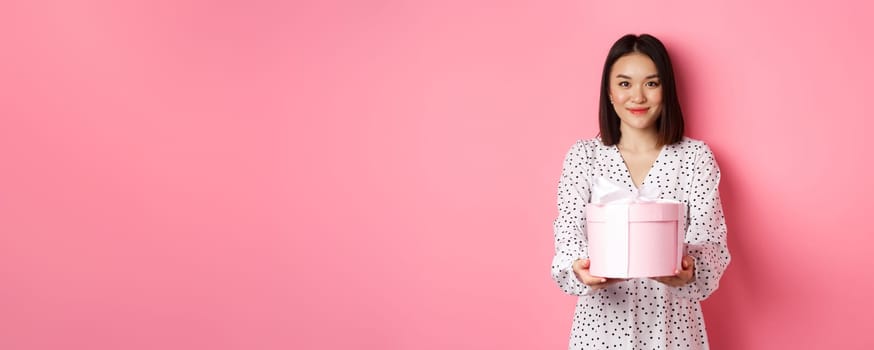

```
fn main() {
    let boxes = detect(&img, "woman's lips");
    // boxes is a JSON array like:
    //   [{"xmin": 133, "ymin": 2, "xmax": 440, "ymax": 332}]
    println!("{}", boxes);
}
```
[{"xmin": 627, "ymin": 108, "xmax": 649, "ymax": 115}]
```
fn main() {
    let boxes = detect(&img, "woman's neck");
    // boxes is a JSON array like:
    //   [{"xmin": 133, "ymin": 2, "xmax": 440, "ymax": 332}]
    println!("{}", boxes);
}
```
[{"xmin": 618, "ymin": 126, "xmax": 659, "ymax": 152}]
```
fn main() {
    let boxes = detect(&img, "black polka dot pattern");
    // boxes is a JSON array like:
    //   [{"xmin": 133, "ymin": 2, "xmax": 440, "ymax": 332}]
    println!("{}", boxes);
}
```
[{"xmin": 550, "ymin": 137, "xmax": 731, "ymax": 350}]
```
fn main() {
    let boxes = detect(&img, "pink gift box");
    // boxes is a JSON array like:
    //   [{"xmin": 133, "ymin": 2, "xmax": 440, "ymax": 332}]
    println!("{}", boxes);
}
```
[{"xmin": 586, "ymin": 201, "xmax": 684, "ymax": 278}]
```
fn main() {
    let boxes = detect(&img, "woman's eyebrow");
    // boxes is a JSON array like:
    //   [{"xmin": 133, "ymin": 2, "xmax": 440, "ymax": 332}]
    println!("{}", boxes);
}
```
[{"xmin": 615, "ymin": 74, "xmax": 660, "ymax": 79}]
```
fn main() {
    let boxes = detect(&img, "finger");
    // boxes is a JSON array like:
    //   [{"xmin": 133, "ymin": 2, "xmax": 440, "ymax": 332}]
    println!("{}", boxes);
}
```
[
  {"xmin": 653, "ymin": 275, "xmax": 683, "ymax": 287},
  {"xmin": 575, "ymin": 259, "xmax": 607, "ymax": 286},
  {"xmin": 651, "ymin": 276, "xmax": 671, "ymax": 284},
  {"xmin": 582, "ymin": 275, "xmax": 607, "ymax": 286},
  {"xmin": 572, "ymin": 261, "xmax": 586, "ymax": 279},
  {"xmin": 672, "ymin": 268, "xmax": 687, "ymax": 281},
  {"xmin": 682, "ymin": 255, "xmax": 694, "ymax": 269},
  {"xmin": 591, "ymin": 277, "xmax": 627, "ymax": 289},
  {"xmin": 653, "ymin": 277, "xmax": 671, "ymax": 286},
  {"xmin": 678, "ymin": 268, "xmax": 694, "ymax": 283},
  {"xmin": 580, "ymin": 268, "xmax": 607, "ymax": 285}
]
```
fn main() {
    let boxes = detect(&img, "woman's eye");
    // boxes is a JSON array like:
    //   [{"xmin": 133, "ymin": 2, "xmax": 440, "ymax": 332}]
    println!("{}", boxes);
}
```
[
  {"xmin": 618, "ymin": 81, "xmax": 630, "ymax": 87},
  {"xmin": 646, "ymin": 81, "xmax": 661, "ymax": 87}
]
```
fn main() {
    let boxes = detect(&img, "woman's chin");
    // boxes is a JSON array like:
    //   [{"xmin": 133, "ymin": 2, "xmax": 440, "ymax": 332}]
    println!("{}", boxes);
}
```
[{"xmin": 621, "ymin": 119, "xmax": 658, "ymax": 131}]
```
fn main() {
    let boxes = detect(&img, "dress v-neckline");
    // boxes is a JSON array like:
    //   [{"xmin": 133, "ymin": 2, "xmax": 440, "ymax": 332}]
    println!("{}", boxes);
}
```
[{"xmin": 613, "ymin": 144, "xmax": 667, "ymax": 190}]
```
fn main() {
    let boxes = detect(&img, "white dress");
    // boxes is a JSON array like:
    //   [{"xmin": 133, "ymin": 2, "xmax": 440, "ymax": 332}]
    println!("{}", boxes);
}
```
[{"xmin": 551, "ymin": 136, "xmax": 730, "ymax": 350}]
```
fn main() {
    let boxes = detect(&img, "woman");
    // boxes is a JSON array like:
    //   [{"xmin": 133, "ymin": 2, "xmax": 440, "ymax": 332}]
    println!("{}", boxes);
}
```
[{"xmin": 551, "ymin": 34, "xmax": 730, "ymax": 349}]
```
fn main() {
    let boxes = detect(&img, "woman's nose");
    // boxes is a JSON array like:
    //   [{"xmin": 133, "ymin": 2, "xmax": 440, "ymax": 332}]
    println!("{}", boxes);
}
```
[{"xmin": 631, "ymin": 88, "xmax": 646, "ymax": 103}]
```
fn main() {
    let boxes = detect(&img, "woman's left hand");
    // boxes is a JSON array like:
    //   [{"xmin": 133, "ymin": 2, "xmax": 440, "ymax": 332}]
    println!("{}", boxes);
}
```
[{"xmin": 651, "ymin": 255, "xmax": 695, "ymax": 287}]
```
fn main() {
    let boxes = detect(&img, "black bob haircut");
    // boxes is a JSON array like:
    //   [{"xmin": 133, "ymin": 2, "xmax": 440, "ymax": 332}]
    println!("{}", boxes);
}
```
[{"xmin": 598, "ymin": 34, "xmax": 684, "ymax": 146}]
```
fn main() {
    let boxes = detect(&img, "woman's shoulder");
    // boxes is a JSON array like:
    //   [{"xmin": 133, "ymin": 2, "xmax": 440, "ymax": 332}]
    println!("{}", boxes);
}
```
[
  {"xmin": 670, "ymin": 137, "xmax": 720, "ymax": 167},
  {"xmin": 561, "ymin": 137, "xmax": 609, "ymax": 162},
  {"xmin": 671, "ymin": 136, "xmax": 712, "ymax": 153},
  {"xmin": 571, "ymin": 136, "xmax": 610, "ymax": 152}
]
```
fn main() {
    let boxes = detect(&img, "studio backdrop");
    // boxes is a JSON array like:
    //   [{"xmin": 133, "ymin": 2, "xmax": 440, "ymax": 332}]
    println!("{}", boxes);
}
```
[{"xmin": 2, "ymin": 1, "xmax": 872, "ymax": 349}]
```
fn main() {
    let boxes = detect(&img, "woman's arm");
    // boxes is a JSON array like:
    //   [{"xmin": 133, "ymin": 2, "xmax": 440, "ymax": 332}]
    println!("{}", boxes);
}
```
[
  {"xmin": 661, "ymin": 143, "xmax": 732, "ymax": 301},
  {"xmin": 551, "ymin": 142, "xmax": 599, "ymax": 296}
]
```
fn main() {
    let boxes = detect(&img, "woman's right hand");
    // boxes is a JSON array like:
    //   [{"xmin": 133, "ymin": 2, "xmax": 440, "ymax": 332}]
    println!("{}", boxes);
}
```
[{"xmin": 572, "ymin": 258, "xmax": 626, "ymax": 290}]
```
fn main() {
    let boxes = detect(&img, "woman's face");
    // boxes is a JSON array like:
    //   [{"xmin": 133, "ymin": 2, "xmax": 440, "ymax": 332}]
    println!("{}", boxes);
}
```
[{"xmin": 609, "ymin": 53, "xmax": 663, "ymax": 132}]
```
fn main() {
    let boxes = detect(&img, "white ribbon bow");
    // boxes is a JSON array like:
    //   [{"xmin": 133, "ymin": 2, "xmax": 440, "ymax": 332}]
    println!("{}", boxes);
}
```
[{"xmin": 591, "ymin": 176, "xmax": 661, "ymax": 204}]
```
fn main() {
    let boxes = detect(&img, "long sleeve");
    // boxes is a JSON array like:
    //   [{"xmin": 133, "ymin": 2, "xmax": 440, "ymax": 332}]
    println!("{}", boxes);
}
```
[
  {"xmin": 558, "ymin": 137, "xmax": 723, "ymax": 349},
  {"xmin": 669, "ymin": 144, "xmax": 731, "ymax": 301},
  {"xmin": 551, "ymin": 142, "xmax": 597, "ymax": 296}
]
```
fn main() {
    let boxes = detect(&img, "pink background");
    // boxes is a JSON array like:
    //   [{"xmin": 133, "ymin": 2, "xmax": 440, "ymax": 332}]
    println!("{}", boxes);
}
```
[{"xmin": 3, "ymin": 1, "xmax": 873, "ymax": 349}]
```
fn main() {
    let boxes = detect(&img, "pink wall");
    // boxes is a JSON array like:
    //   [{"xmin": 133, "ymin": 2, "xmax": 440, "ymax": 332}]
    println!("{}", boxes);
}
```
[{"xmin": 3, "ymin": 1, "xmax": 873, "ymax": 349}]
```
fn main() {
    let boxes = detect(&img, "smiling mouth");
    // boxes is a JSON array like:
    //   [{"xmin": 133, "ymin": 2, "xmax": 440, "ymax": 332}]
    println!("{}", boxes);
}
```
[{"xmin": 627, "ymin": 108, "xmax": 649, "ymax": 115}]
